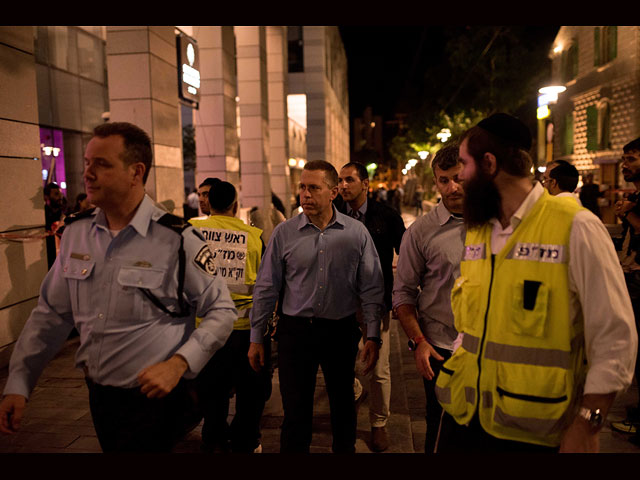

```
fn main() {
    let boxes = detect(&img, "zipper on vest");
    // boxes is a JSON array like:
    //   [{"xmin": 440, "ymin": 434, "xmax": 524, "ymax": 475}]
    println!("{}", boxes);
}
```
[{"xmin": 476, "ymin": 253, "xmax": 495, "ymax": 414}]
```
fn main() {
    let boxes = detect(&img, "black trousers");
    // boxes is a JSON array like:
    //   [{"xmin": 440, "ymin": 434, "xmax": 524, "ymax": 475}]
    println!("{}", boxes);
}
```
[
  {"xmin": 423, "ymin": 345, "xmax": 452, "ymax": 453},
  {"xmin": 86, "ymin": 377, "xmax": 197, "ymax": 453},
  {"xmin": 196, "ymin": 329, "xmax": 272, "ymax": 452},
  {"xmin": 625, "ymin": 271, "xmax": 640, "ymax": 409},
  {"xmin": 277, "ymin": 314, "xmax": 361, "ymax": 453},
  {"xmin": 435, "ymin": 412, "xmax": 558, "ymax": 453}
]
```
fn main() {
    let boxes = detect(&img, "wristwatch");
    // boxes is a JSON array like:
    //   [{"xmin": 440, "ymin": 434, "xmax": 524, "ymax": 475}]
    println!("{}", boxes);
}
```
[
  {"xmin": 577, "ymin": 407, "xmax": 604, "ymax": 431},
  {"xmin": 367, "ymin": 337, "xmax": 383, "ymax": 347},
  {"xmin": 408, "ymin": 335, "xmax": 426, "ymax": 351}
]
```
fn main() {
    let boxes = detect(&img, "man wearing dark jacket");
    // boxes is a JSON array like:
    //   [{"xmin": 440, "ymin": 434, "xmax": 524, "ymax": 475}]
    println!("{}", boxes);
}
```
[{"xmin": 338, "ymin": 162, "xmax": 406, "ymax": 451}]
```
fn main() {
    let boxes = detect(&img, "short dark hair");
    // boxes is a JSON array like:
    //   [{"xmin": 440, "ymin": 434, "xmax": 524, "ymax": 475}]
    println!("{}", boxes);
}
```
[
  {"xmin": 461, "ymin": 126, "xmax": 533, "ymax": 178},
  {"xmin": 340, "ymin": 162, "xmax": 369, "ymax": 182},
  {"xmin": 624, "ymin": 137, "xmax": 640, "ymax": 153},
  {"xmin": 208, "ymin": 180, "xmax": 237, "ymax": 213},
  {"xmin": 431, "ymin": 144, "xmax": 460, "ymax": 173},
  {"xmin": 548, "ymin": 160, "xmax": 579, "ymax": 192},
  {"xmin": 199, "ymin": 177, "xmax": 220, "ymax": 189},
  {"xmin": 43, "ymin": 182, "xmax": 60, "ymax": 197},
  {"xmin": 304, "ymin": 160, "xmax": 339, "ymax": 188},
  {"xmin": 93, "ymin": 122, "xmax": 153, "ymax": 184}
]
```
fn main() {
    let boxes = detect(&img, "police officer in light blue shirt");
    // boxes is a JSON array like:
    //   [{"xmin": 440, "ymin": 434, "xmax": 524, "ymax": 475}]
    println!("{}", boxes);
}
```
[{"xmin": 0, "ymin": 122, "xmax": 237, "ymax": 452}]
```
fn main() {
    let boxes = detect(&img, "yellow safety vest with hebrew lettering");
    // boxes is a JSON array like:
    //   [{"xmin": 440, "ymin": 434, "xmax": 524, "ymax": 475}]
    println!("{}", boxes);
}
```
[
  {"xmin": 435, "ymin": 190, "xmax": 588, "ymax": 447},
  {"xmin": 189, "ymin": 215, "xmax": 262, "ymax": 330}
]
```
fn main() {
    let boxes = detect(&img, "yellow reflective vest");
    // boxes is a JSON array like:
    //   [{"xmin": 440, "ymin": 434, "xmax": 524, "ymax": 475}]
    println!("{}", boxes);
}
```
[
  {"xmin": 189, "ymin": 215, "xmax": 263, "ymax": 330},
  {"xmin": 435, "ymin": 190, "xmax": 588, "ymax": 447}
]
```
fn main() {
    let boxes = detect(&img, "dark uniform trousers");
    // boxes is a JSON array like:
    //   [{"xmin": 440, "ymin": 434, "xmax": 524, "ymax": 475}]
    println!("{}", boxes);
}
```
[
  {"xmin": 277, "ymin": 314, "xmax": 361, "ymax": 453},
  {"xmin": 196, "ymin": 329, "xmax": 272, "ymax": 452},
  {"xmin": 86, "ymin": 377, "xmax": 197, "ymax": 453}
]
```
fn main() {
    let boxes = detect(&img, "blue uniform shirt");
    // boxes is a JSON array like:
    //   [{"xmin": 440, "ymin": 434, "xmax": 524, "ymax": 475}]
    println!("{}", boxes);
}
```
[
  {"xmin": 4, "ymin": 195, "xmax": 237, "ymax": 397},
  {"xmin": 250, "ymin": 205, "xmax": 385, "ymax": 343}
]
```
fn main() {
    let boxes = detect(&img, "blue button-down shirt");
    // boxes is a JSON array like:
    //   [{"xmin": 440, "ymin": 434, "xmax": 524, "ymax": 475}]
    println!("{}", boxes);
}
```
[
  {"xmin": 249, "ymin": 205, "xmax": 385, "ymax": 343},
  {"xmin": 4, "ymin": 195, "xmax": 237, "ymax": 396}
]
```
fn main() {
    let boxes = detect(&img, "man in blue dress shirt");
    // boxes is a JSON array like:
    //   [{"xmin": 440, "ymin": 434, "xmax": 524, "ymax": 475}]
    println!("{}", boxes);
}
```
[
  {"xmin": 0, "ymin": 122, "xmax": 237, "ymax": 452},
  {"xmin": 248, "ymin": 160, "xmax": 385, "ymax": 453}
]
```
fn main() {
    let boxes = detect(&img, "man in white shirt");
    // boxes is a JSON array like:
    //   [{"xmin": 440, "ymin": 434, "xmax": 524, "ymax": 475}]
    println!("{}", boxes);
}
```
[
  {"xmin": 542, "ymin": 159, "xmax": 582, "ymax": 205},
  {"xmin": 435, "ymin": 113, "xmax": 637, "ymax": 453}
]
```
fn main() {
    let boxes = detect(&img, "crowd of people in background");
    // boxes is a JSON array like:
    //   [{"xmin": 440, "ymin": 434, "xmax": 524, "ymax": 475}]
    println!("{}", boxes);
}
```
[{"xmin": 2, "ymin": 116, "xmax": 640, "ymax": 455}]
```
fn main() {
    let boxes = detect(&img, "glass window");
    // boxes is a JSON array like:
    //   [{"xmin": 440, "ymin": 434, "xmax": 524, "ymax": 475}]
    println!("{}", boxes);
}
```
[
  {"xmin": 563, "ymin": 113, "xmax": 574, "ymax": 156},
  {"xmin": 48, "ymin": 26, "xmax": 78, "ymax": 74},
  {"xmin": 51, "ymin": 69, "xmax": 82, "ymax": 131},
  {"xmin": 288, "ymin": 26, "xmax": 304, "ymax": 73},
  {"xmin": 35, "ymin": 63, "xmax": 53, "ymax": 126},
  {"xmin": 77, "ymin": 30, "xmax": 105, "ymax": 83},
  {"xmin": 80, "ymin": 79, "xmax": 108, "ymax": 132}
]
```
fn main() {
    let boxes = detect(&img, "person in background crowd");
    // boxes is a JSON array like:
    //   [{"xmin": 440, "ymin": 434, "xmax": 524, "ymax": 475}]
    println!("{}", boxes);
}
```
[
  {"xmin": 612, "ymin": 137, "xmax": 640, "ymax": 446},
  {"xmin": 338, "ymin": 161, "xmax": 406, "ymax": 452},
  {"xmin": 435, "ymin": 113, "xmax": 637, "ymax": 453},
  {"xmin": 43, "ymin": 182, "xmax": 65, "ymax": 269},
  {"xmin": 579, "ymin": 172, "xmax": 603, "ymax": 219},
  {"xmin": 189, "ymin": 180, "xmax": 269, "ymax": 453},
  {"xmin": 393, "ymin": 144, "xmax": 465, "ymax": 453},
  {"xmin": 542, "ymin": 159, "xmax": 581, "ymax": 204}
]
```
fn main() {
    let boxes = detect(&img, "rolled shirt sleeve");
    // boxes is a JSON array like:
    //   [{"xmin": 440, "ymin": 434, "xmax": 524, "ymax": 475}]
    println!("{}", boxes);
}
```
[{"xmin": 569, "ymin": 210, "xmax": 638, "ymax": 394}]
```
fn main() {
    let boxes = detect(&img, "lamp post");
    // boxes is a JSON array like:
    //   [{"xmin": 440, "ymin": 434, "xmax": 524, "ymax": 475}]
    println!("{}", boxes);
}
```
[{"xmin": 536, "ymin": 85, "xmax": 566, "ymax": 172}]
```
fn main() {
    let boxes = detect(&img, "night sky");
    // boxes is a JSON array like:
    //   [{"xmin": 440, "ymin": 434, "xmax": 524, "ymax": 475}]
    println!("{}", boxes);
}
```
[{"xmin": 339, "ymin": 25, "xmax": 561, "ymax": 125}]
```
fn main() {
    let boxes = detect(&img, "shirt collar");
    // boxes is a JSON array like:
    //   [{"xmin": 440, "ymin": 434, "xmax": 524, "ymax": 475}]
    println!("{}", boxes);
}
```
[
  {"xmin": 345, "ymin": 198, "xmax": 368, "ymax": 217},
  {"xmin": 92, "ymin": 194, "xmax": 156, "ymax": 237},
  {"xmin": 297, "ymin": 203, "xmax": 344, "ymax": 230},
  {"xmin": 489, "ymin": 181, "xmax": 543, "ymax": 231},
  {"xmin": 434, "ymin": 200, "xmax": 462, "ymax": 226}
]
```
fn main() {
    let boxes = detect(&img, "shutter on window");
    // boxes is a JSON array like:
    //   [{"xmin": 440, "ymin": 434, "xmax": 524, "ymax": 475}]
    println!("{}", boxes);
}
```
[
  {"xmin": 608, "ymin": 26, "xmax": 617, "ymax": 61},
  {"xmin": 586, "ymin": 106, "xmax": 598, "ymax": 152}
]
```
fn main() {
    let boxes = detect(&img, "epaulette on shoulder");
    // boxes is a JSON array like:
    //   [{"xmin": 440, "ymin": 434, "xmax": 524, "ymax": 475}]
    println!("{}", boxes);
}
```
[
  {"xmin": 156, "ymin": 213, "xmax": 191, "ymax": 235},
  {"xmin": 64, "ymin": 207, "xmax": 96, "ymax": 226}
]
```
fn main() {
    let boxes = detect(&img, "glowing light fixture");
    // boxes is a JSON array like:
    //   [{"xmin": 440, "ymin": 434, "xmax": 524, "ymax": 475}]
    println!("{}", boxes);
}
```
[
  {"xmin": 436, "ymin": 128, "xmax": 452, "ymax": 143},
  {"xmin": 288, "ymin": 158, "xmax": 297, "ymax": 167},
  {"xmin": 418, "ymin": 151, "xmax": 428, "ymax": 160},
  {"xmin": 537, "ymin": 105, "xmax": 551, "ymax": 120},
  {"xmin": 402, "ymin": 169, "xmax": 407, "ymax": 175},
  {"xmin": 538, "ymin": 166, "xmax": 547, "ymax": 173},
  {"xmin": 553, "ymin": 45, "xmax": 563, "ymax": 54},
  {"xmin": 298, "ymin": 159, "xmax": 306, "ymax": 169}
]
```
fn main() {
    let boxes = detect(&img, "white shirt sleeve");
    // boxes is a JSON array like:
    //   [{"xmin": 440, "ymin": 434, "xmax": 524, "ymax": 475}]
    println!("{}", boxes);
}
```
[{"xmin": 569, "ymin": 210, "xmax": 638, "ymax": 394}]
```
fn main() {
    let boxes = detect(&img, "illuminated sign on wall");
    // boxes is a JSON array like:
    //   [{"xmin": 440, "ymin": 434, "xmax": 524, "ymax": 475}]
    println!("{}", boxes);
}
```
[{"xmin": 176, "ymin": 32, "xmax": 200, "ymax": 107}]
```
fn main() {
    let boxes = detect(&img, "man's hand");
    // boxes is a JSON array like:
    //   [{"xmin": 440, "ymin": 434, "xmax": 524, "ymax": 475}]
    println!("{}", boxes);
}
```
[
  {"xmin": 0, "ymin": 394, "xmax": 27, "ymax": 434},
  {"xmin": 248, "ymin": 342, "xmax": 265, "ymax": 372},
  {"xmin": 358, "ymin": 340, "xmax": 380, "ymax": 376},
  {"xmin": 559, "ymin": 417, "xmax": 599, "ymax": 453},
  {"xmin": 615, "ymin": 199, "xmax": 636, "ymax": 219},
  {"xmin": 137, "ymin": 354, "xmax": 189, "ymax": 399},
  {"xmin": 414, "ymin": 340, "xmax": 444, "ymax": 380}
]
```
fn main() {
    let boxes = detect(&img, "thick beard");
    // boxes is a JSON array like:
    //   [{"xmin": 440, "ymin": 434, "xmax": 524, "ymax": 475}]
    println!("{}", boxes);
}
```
[{"xmin": 463, "ymin": 169, "xmax": 502, "ymax": 229}]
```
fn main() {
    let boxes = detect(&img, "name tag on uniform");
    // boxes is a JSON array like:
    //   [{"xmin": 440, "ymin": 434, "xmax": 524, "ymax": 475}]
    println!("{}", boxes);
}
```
[
  {"xmin": 507, "ymin": 242, "xmax": 566, "ymax": 264},
  {"xmin": 464, "ymin": 244, "xmax": 486, "ymax": 261},
  {"xmin": 70, "ymin": 252, "xmax": 91, "ymax": 261}
]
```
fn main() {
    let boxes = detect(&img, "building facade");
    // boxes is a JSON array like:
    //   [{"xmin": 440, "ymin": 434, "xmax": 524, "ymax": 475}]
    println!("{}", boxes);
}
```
[
  {"xmin": 0, "ymin": 25, "xmax": 350, "ymax": 368},
  {"xmin": 549, "ymin": 26, "xmax": 640, "ymax": 223}
]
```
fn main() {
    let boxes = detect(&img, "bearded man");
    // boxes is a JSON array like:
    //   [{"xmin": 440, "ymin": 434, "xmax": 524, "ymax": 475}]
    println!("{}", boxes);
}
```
[{"xmin": 434, "ymin": 113, "xmax": 637, "ymax": 453}]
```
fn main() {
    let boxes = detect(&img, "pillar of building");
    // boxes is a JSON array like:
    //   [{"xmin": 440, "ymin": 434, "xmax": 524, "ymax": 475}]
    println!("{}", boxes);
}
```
[
  {"xmin": 266, "ymin": 26, "xmax": 292, "ymax": 216},
  {"xmin": 192, "ymin": 26, "xmax": 240, "ymax": 187},
  {"xmin": 105, "ymin": 26, "xmax": 185, "ymax": 215},
  {"xmin": 234, "ymin": 26, "xmax": 272, "ymax": 213},
  {"xmin": 0, "ymin": 27, "xmax": 49, "ymax": 367}
]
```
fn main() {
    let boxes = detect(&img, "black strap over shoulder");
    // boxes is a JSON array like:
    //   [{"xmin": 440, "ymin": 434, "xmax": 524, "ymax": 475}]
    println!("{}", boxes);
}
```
[
  {"xmin": 140, "ymin": 213, "xmax": 192, "ymax": 318},
  {"xmin": 56, "ymin": 207, "xmax": 97, "ymax": 237}
]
